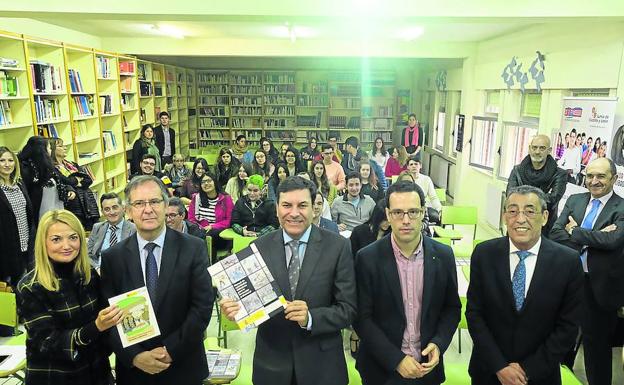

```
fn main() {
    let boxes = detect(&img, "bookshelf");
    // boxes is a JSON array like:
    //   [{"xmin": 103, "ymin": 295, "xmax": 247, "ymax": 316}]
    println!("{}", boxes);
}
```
[
  {"xmin": 152, "ymin": 62, "xmax": 166, "ymax": 125},
  {"xmin": 295, "ymin": 71, "xmax": 328, "ymax": 146},
  {"xmin": 187, "ymin": 70, "xmax": 197, "ymax": 152},
  {"xmin": 263, "ymin": 71, "xmax": 296, "ymax": 144},
  {"xmin": 360, "ymin": 72, "xmax": 395, "ymax": 145},
  {"xmin": 119, "ymin": 55, "xmax": 141, "ymax": 168},
  {"xmin": 0, "ymin": 32, "xmax": 34, "ymax": 151},
  {"xmin": 328, "ymin": 71, "xmax": 361, "ymax": 149},
  {"xmin": 176, "ymin": 67, "xmax": 189, "ymax": 155},
  {"xmin": 197, "ymin": 70, "xmax": 230, "ymax": 147},
  {"xmin": 137, "ymin": 60, "xmax": 155, "ymax": 126},
  {"xmin": 229, "ymin": 71, "xmax": 263, "ymax": 145}
]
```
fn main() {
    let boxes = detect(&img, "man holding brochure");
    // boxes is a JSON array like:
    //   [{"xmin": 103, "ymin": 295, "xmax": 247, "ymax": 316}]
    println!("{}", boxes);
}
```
[
  {"xmin": 101, "ymin": 175, "xmax": 214, "ymax": 385},
  {"xmin": 220, "ymin": 176, "xmax": 357, "ymax": 385}
]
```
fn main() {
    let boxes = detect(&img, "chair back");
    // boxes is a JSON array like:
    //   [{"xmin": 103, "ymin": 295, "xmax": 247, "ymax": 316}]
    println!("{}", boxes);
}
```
[
  {"xmin": 233, "ymin": 236, "xmax": 256, "ymax": 253},
  {"xmin": 560, "ymin": 365, "xmax": 583, "ymax": 385},
  {"xmin": 435, "ymin": 188, "xmax": 447, "ymax": 204},
  {"xmin": 441, "ymin": 206, "xmax": 478, "ymax": 226},
  {"xmin": 458, "ymin": 296, "xmax": 468, "ymax": 330},
  {"xmin": 0, "ymin": 291, "xmax": 18, "ymax": 328}
]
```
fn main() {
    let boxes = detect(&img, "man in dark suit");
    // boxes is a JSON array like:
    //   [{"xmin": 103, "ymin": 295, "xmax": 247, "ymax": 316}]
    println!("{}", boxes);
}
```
[
  {"xmin": 165, "ymin": 197, "xmax": 206, "ymax": 240},
  {"xmin": 100, "ymin": 175, "xmax": 214, "ymax": 385},
  {"xmin": 87, "ymin": 192, "xmax": 136, "ymax": 269},
  {"xmin": 550, "ymin": 157, "xmax": 624, "ymax": 385},
  {"xmin": 354, "ymin": 180, "xmax": 461, "ymax": 385},
  {"xmin": 467, "ymin": 185, "xmax": 584, "ymax": 385},
  {"xmin": 220, "ymin": 176, "xmax": 357, "ymax": 385},
  {"xmin": 154, "ymin": 111, "xmax": 175, "ymax": 167}
]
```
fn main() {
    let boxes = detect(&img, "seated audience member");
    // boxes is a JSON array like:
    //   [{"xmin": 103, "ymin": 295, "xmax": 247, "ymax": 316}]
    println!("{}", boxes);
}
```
[
  {"xmin": 166, "ymin": 153, "xmax": 191, "ymax": 190},
  {"xmin": 215, "ymin": 148, "xmax": 241, "ymax": 190},
  {"xmin": 231, "ymin": 134, "xmax": 253, "ymax": 163},
  {"xmin": 130, "ymin": 154, "xmax": 173, "ymax": 195},
  {"xmin": 260, "ymin": 137, "xmax": 280, "ymax": 165},
  {"xmin": 350, "ymin": 199, "xmax": 390, "ymax": 255},
  {"xmin": 406, "ymin": 158, "xmax": 442, "ymax": 223},
  {"xmin": 313, "ymin": 191, "xmax": 339, "ymax": 233},
  {"xmin": 284, "ymin": 147, "xmax": 306, "ymax": 176},
  {"xmin": 359, "ymin": 152, "xmax": 387, "ymax": 191},
  {"xmin": 300, "ymin": 136, "xmax": 322, "ymax": 163},
  {"xmin": 17, "ymin": 210, "xmax": 122, "ymax": 385},
  {"xmin": 327, "ymin": 133, "xmax": 344, "ymax": 163},
  {"xmin": 231, "ymin": 175, "xmax": 279, "ymax": 237},
  {"xmin": 359, "ymin": 162, "xmax": 384, "ymax": 203},
  {"xmin": 341, "ymin": 136, "xmax": 364, "ymax": 174},
  {"xmin": 188, "ymin": 171, "xmax": 234, "ymax": 251},
  {"xmin": 321, "ymin": 144, "xmax": 346, "ymax": 190},
  {"xmin": 369, "ymin": 137, "xmax": 390, "ymax": 171},
  {"xmin": 385, "ymin": 146, "xmax": 408, "ymax": 178},
  {"xmin": 311, "ymin": 160, "xmax": 338, "ymax": 206},
  {"xmin": 331, "ymin": 172, "xmax": 376, "ymax": 231},
  {"xmin": 225, "ymin": 163, "xmax": 252, "ymax": 203},
  {"xmin": 267, "ymin": 162, "xmax": 289, "ymax": 202},
  {"xmin": 251, "ymin": 149, "xmax": 274, "ymax": 182},
  {"xmin": 166, "ymin": 197, "xmax": 206, "ymax": 240},
  {"xmin": 87, "ymin": 193, "xmax": 136, "ymax": 269},
  {"xmin": 179, "ymin": 158, "xmax": 209, "ymax": 205}
]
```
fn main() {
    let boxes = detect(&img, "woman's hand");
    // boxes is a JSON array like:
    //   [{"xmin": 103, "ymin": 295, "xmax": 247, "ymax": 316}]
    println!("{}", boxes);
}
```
[
  {"xmin": 67, "ymin": 191, "xmax": 76, "ymax": 200},
  {"xmin": 95, "ymin": 305, "xmax": 123, "ymax": 332}
]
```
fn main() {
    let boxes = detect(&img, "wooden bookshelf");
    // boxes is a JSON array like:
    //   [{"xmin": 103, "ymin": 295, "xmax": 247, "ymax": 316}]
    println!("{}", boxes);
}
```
[
  {"xmin": 176, "ymin": 67, "xmax": 189, "ymax": 155},
  {"xmin": 197, "ymin": 70, "xmax": 230, "ymax": 148},
  {"xmin": 187, "ymin": 70, "xmax": 197, "ymax": 153},
  {"xmin": 360, "ymin": 72, "xmax": 396, "ymax": 145},
  {"xmin": 119, "ymin": 56, "xmax": 141, "ymax": 160}
]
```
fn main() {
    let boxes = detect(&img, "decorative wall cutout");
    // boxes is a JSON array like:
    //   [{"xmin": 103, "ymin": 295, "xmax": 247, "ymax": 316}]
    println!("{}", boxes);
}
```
[
  {"xmin": 435, "ymin": 70, "xmax": 447, "ymax": 91},
  {"xmin": 501, "ymin": 51, "xmax": 546, "ymax": 92}
]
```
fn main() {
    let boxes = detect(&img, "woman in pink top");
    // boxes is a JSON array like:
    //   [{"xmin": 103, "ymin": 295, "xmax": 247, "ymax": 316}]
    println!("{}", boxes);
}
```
[{"xmin": 385, "ymin": 146, "xmax": 407, "ymax": 178}]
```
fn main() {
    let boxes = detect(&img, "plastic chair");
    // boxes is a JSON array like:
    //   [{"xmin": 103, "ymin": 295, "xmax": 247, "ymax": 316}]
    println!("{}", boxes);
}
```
[
  {"xmin": 457, "ymin": 296, "xmax": 468, "ymax": 353},
  {"xmin": 435, "ymin": 188, "xmax": 447, "ymax": 204},
  {"xmin": 461, "ymin": 265, "xmax": 471, "ymax": 282},
  {"xmin": 432, "ymin": 237, "xmax": 452, "ymax": 246},
  {"xmin": 560, "ymin": 365, "xmax": 583, "ymax": 385},
  {"xmin": 232, "ymin": 235, "xmax": 256, "ymax": 253},
  {"xmin": 217, "ymin": 313, "xmax": 240, "ymax": 349},
  {"xmin": 0, "ymin": 292, "xmax": 26, "ymax": 384},
  {"xmin": 432, "ymin": 206, "xmax": 478, "ymax": 241},
  {"xmin": 441, "ymin": 361, "xmax": 470, "ymax": 385}
]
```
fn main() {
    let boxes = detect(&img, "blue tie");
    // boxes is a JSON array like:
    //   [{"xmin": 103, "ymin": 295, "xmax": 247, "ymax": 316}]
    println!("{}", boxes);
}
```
[
  {"xmin": 579, "ymin": 199, "xmax": 601, "ymax": 269},
  {"xmin": 144, "ymin": 243, "xmax": 158, "ymax": 301},
  {"xmin": 512, "ymin": 250, "xmax": 531, "ymax": 311}
]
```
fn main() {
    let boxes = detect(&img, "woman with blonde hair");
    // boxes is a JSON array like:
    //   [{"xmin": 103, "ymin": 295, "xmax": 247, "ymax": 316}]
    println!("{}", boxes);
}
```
[{"xmin": 17, "ymin": 209, "xmax": 122, "ymax": 385}]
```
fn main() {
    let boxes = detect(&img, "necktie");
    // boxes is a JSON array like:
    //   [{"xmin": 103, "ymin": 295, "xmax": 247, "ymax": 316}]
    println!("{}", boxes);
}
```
[
  {"xmin": 109, "ymin": 224, "xmax": 118, "ymax": 246},
  {"xmin": 512, "ymin": 250, "xmax": 531, "ymax": 311},
  {"xmin": 144, "ymin": 243, "xmax": 158, "ymax": 301},
  {"xmin": 287, "ymin": 240, "xmax": 301, "ymax": 298},
  {"xmin": 579, "ymin": 199, "xmax": 601, "ymax": 270}
]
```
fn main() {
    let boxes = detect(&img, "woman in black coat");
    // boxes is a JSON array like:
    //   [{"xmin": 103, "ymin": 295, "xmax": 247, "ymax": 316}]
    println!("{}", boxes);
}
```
[
  {"xmin": 231, "ymin": 175, "xmax": 279, "ymax": 237},
  {"xmin": 350, "ymin": 199, "xmax": 391, "ymax": 255}
]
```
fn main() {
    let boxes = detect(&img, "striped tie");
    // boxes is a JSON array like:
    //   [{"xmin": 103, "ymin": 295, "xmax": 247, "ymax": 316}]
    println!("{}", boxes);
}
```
[
  {"xmin": 109, "ymin": 224, "xmax": 118, "ymax": 246},
  {"xmin": 287, "ymin": 240, "xmax": 300, "ymax": 298}
]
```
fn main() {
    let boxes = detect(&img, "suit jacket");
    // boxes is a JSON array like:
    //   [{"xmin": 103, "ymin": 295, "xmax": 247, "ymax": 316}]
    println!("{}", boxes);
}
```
[
  {"xmin": 100, "ymin": 229, "xmax": 214, "ymax": 385},
  {"xmin": 87, "ymin": 219, "xmax": 136, "ymax": 267},
  {"xmin": 466, "ymin": 237, "xmax": 584, "ymax": 385},
  {"xmin": 550, "ymin": 191, "xmax": 624, "ymax": 310},
  {"xmin": 154, "ymin": 124, "xmax": 176, "ymax": 159},
  {"xmin": 354, "ymin": 236, "xmax": 461, "ymax": 385},
  {"xmin": 251, "ymin": 226, "xmax": 357, "ymax": 385},
  {"xmin": 184, "ymin": 219, "xmax": 206, "ymax": 240}
]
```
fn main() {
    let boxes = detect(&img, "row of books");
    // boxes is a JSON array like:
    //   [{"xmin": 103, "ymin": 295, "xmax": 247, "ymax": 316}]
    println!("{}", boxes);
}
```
[
  {"xmin": 198, "ymin": 73, "xmax": 228, "ymax": 84},
  {"xmin": 137, "ymin": 63, "xmax": 148, "ymax": 81},
  {"xmin": 230, "ymin": 85, "xmax": 262, "ymax": 94},
  {"xmin": 37, "ymin": 123, "xmax": 59, "ymax": 138},
  {"xmin": 0, "ymin": 71, "xmax": 18, "ymax": 97},
  {"xmin": 0, "ymin": 100, "xmax": 13, "ymax": 126},
  {"xmin": 67, "ymin": 69, "xmax": 85, "ymax": 93},
  {"xmin": 263, "ymin": 118, "xmax": 292, "ymax": 128},
  {"xmin": 199, "ymin": 95, "xmax": 229, "ymax": 105},
  {"xmin": 71, "ymin": 95, "xmax": 94, "ymax": 117},
  {"xmin": 198, "ymin": 130, "xmax": 229, "ymax": 139},
  {"xmin": 328, "ymin": 116, "xmax": 360, "ymax": 129},
  {"xmin": 119, "ymin": 61, "xmax": 135, "ymax": 75},
  {"xmin": 199, "ymin": 85, "xmax": 228, "ymax": 94},
  {"xmin": 102, "ymin": 130, "xmax": 118, "ymax": 152},
  {"xmin": 233, "ymin": 130, "xmax": 262, "ymax": 140},
  {"xmin": 264, "ymin": 73, "xmax": 294, "ymax": 84},
  {"xmin": 300, "ymin": 81, "xmax": 328, "ymax": 94},
  {"xmin": 120, "ymin": 77, "xmax": 133, "ymax": 92},
  {"xmin": 34, "ymin": 95, "xmax": 62, "ymax": 122},
  {"xmin": 121, "ymin": 94, "xmax": 134, "ymax": 109},
  {"xmin": 0, "ymin": 57, "xmax": 19, "ymax": 68},
  {"xmin": 140, "ymin": 82, "xmax": 153, "ymax": 97},
  {"xmin": 96, "ymin": 57, "xmax": 113, "ymax": 79},
  {"xmin": 265, "ymin": 131, "xmax": 295, "ymax": 140},
  {"xmin": 362, "ymin": 131, "xmax": 392, "ymax": 142},
  {"xmin": 264, "ymin": 106, "xmax": 295, "ymax": 116},
  {"xmin": 330, "ymin": 84, "xmax": 360, "ymax": 97},
  {"xmin": 231, "ymin": 106, "xmax": 262, "ymax": 116},
  {"xmin": 199, "ymin": 117, "xmax": 228, "ymax": 128},
  {"xmin": 231, "ymin": 96, "xmax": 261, "ymax": 106},
  {"xmin": 165, "ymin": 71, "xmax": 175, "ymax": 83},
  {"xmin": 361, "ymin": 117, "xmax": 391, "ymax": 130},
  {"xmin": 99, "ymin": 95, "xmax": 114, "ymax": 115},
  {"xmin": 231, "ymin": 117, "xmax": 261, "ymax": 128},
  {"xmin": 264, "ymin": 84, "xmax": 295, "ymax": 94},
  {"xmin": 30, "ymin": 61, "xmax": 64, "ymax": 93},
  {"xmin": 230, "ymin": 75, "xmax": 261, "ymax": 84},
  {"xmin": 263, "ymin": 95, "xmax": 295, "ymax": 105},
  {"xmin": 199, "ymin": 107, "xmax": 228, "ymax": 117},
  {"xmin": 296, "ymin": 95, "xmax": 328, "ymax": 107},
  {"xmin": 296, "ymin": 112, "xmax": 323, "ymax": 127},
  {"xmin": 362, "ymin": 105, "xmax": 393, "ymax": 118},
  {"xmin": 153, "ymin": 70, "xmax": 163, "ymax": 83},
  {"xmin": 329, "ymin": 98, "xmax": 360, "ymax": 109}
]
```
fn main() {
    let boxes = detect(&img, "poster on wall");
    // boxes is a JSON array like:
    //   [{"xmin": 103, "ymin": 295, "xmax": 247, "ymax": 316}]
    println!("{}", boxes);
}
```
[{"xmin": 553, "ymin": 97, "xmax": 619, "ymax": 214}]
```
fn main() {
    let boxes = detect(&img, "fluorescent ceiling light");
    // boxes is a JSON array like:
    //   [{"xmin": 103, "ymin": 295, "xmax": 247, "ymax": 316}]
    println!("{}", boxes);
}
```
[
  {"xmin": 397, "ymin": 26, "xmax": 425, "ymax": 41},
  {"xmin": 270, "ymin": 24, "xmax": 317, "ymax": 42},
  {"xmin": 143, "ymin": 24, "xmax": 185, "ymax": 39}
]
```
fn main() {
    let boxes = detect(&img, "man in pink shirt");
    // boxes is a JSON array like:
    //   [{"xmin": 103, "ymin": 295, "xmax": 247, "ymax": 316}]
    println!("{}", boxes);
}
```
[
  {"xmin": 354, "ymin": 180, "xmax": 460, "ymax": 385},
  {"xmin": 321, "ymin": 144, "xmax": 346, "ymax": 190}
]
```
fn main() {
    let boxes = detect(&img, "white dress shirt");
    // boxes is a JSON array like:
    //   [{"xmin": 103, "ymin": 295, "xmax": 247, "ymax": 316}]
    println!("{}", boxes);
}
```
[{"xmin": 509, "ymin": 237, "xmax": 542, "ymax": 296}]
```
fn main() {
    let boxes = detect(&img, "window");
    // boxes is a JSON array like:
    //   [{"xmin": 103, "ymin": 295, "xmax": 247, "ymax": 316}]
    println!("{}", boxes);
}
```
[
  {"xmin": 469, "ymin": 116, "xmax": 498, "ymax": 171},
  {"xmin": 452, "ymin": 114, "xmax": 465, "ymax": 156},
  {"xmin": 521, "ymin": 92, "xmax": 542, "ymax": 118},
  {"xmin": 434, "ymin": 92, "xmax": 447, "ymax": 151},
  {"xmin": 485, "ymin": 90, "xmax": 500, "ymax": 114},
  {"xmin": 498, "ymin": 123, "xmax": 538, "ymax": 179}
]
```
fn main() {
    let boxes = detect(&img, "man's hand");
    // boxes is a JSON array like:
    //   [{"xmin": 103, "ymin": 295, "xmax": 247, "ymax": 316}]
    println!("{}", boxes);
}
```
[
  {"xmin": 601, "ymin": 224, "xmax": 617, "ymax": 232},
  {"xmin": 496, "ymin": 364, "xmax": 527, "ymax": 385},
  {"xmin": 219, "ymin": 298, "xmax": 240, "ymax": 321},
  {"xmin": 152, "ymin": 347, "xmax": 172, "ymax": 364},
  {"xmin": 565, "ymin": 216, "xmax": 578, "ymax": 234},
  {"xmin": 285, "ymin": 300, "xmax": 309, "ymax": 327},
  {"xmin": 132, "ymin": 350, "xmax": 171, "ymax": 375},
  {"xmin": 338, "ymin": 223, "xmax": 347, "ymax": 232},
  {"xmin": 420, "ymin": 343, "xmax": 440, "ymax": 374},
  {"xmin": 396, "ymin": 355, "xmax": 424, "ymax": 379},
  {"xmin": 242, "ymin": 227, "xmax": 257, "ymax": 237}
]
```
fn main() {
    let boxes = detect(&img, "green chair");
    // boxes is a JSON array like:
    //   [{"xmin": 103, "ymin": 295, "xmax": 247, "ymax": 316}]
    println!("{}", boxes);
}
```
[
  {"xmin": 457, "ymin": 296, "xmax": 468, "ymax": 353},
  {"xmin": 217, "ymin": 313, "xmax": 240, "ymax": 349},
  {"xmin": 461, "ymin": 265, "xmax": 471, "ymax": 282},
  {"xmin": 452, "ymin": 239, "xmax": 484, "ymax": 259},
  {"xmin": 435, "ymin": 188, "xmax": 447, "ymax": 204},
  {"xmin": 232, "ymin": 235, "xmax": 256, "ymax": 253},
  {"xmin": 441, "ymin": 361, "xmax": 470, "ymax": 385},
  {"xmin": 0, "ymin": 291, "xmax": 26, "ymax": 384},
  {"xmin": 432, "ymin": 206, "xmax": 478, "ymax": 241},
  {"xmin": 560, "ymin": 365, "xmax": 582, "ymax": 385},
  {"xmin": 432, "ymin": 237, "xmax": 452, "ymax": 246}
]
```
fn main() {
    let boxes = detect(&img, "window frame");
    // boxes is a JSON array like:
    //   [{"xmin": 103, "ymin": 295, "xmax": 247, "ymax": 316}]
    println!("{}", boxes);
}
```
[{"xmin": 469, "ymin": 116, "xmax": 499, "ymax": 172}]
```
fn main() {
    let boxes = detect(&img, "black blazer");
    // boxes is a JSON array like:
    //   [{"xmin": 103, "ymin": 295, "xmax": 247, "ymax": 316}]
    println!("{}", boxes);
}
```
[
  {"xmin": 100, "ymin": 229, "xmax": 214, "ymax": 385},
  {"xmin": 550, "ymin": 191, "xmax": 624, "ymax": 310},
  {"xmin": 354, "ymin": 236, "xmax": 461, "ymax": 385},
  {"xmin": 466, "ymin": 237, "xmax": 583, "ymax": 385},
  {"xmin": 0, "ymin": 181, "xmax": 34, "ymax": 282},
  {"xmin": 154, "ymin": 124, "xmax": 175, "ymax": 159},
  {"xmin": 251, "ymin": 226, "xmax": 357, "ymax": 385}
]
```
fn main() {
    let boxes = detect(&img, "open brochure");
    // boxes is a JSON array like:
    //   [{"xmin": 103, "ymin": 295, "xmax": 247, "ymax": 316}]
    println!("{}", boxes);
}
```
[
  {"xmin": 206, "ymin": 350, "xmax": 241, "ymax": 381},
  {"xmin": 108, "ymin": 286, "xmax": 161, "ymax": 348},
  {"xmin": 208, "ymin": 243, "xmax": 287, "ymax": 331}
]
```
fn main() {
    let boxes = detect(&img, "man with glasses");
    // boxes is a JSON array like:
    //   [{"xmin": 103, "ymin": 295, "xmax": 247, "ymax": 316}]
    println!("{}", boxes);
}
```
[
  {"xmin": 87, "ymin": 192, "xmax": 136, "ymax": 270},
  {"xmin": 101, "ymin": 175, "xmax": 214, "ymax": 385},
  {"xmin": 550, "ymin": 157, "xmax": 624, "ymax": 385},
  {"xmin": 327, "ymin": 132, "xmax": 343, "ymax": 163},
  {"xmin": 354, "ymin": 180, "xmax": 460, "ymax": 385},
  {"xmin": 166, "ymin": 154, "xmax": 191, "ymax": 191},
  {"xmin": 165, "ymin": 197, "xmax": 206, "ymax": 240},
  {"xmin": 131, "ymin": 154, "xmax": 174, "ymax": 196},
  {"xmin": 467, "ymin": 185, "xmax": 583, "ymax": 385},
  {"xmin": 321, "ymin": 144, "xmax": 346, "ymax": 190},
  {"xmin": 507, "ymin": 135, "xmax": 567, "ymax": 235}
]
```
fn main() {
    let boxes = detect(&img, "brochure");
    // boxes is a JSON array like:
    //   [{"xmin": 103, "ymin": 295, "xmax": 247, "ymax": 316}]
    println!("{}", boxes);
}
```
[{"xmin": 108, "ymin": 286, "xmax": 161, "ymax": 348}]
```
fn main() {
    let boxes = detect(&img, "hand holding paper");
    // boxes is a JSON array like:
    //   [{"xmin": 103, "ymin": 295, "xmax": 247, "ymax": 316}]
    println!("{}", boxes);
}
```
[
  {"xmin": 219, "ymin": 298, "xmax": 240, "ymax": 321},
  {"xmin": 95, "ymin": 305, "xmax": 123, "ymax": 332}
]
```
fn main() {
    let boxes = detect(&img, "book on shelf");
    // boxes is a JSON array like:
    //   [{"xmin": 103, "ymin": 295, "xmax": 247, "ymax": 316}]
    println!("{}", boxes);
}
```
[
  {"xmin": 137, "ymin": 63, "xmax": 147, "ymax": 81},
  {"xmin": 99, "ymin": 95, "xmax": 113, "ymax": 115},
  {"xmin": 30, "ymin": 61, "xmax": 63, "ymax": 93},
  {"xmin": 78, "ymin": 152, "xmax": 99, "ymax": 159},
  {"xmin": 154, "ymin": 106, "xmax": 161, "ymax": 120},
  {"xmin": 102, "ymin": 130, "xmax": 118, "ymax": 152},
  {"xmin": 0, "ymin": 57, "xmax": 19, "ymax": 68},
  {"xmin": 82, "ymin": 164, "xmax": 95, "ymax": 181},
  {"xmin": 67, "ymin": 69, "xmax": 85, "ymax": 93},
  {"xmin": 198, "ymin": 72, "xmax": 228, "ymax": 84},
  {"xmin": 139, "ymin": 82, "xmax": 153, "ymax": 96},
  {"xmin": 121, "ymin": 77, "xmax": 133, "ymax": 92},
  {"xmin": 119, "ymin": 61, "xmax": 135, "ymax": 75},
  {"xmin": 37, "ymin": 123, "xmax": 59, "ymax": 138},
  {"xmin": 34, "ymin": 95, "xmax": 62, "ymax": 122},
  {"xmin": 199, "ymin": 117, "xmax": 228, "ymax": 128},
  {"xmin": 96, "ymin": 57, "xmax": 112, "ymax": 79},
  {"xmin": 153, "ymin": 70, "xmax": 163, "ymax": 83},
  {"xmin": 0, "ymin": 100, "xmax": 13, "ymax": 126},
  {"xmin": 71, "ymin": 95, "xmax": 94, "ymax": 117},
  {"xmin": 122, "ymin": 114, "xmax": 128, "ymax": 128},
  {"xmin": 154, "ymin": 85, "xmax": 163, "ymax": 97},
  {"xmin": 0, "ymin": 71, "xmax": 19, "ymax": 97},
  {"xmin": 74, "ymin": 120, "xmax": 87, "ymax": 137},
  {"xmin": 140, "ymin": 108, "xmax": 146, "ymax": 123},
  {"xmin": 121, "ymin": 94, "xmax": 134, "ymax": 109}
]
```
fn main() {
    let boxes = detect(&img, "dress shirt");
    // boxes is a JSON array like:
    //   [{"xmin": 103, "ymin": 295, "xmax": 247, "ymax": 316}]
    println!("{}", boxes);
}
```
[
  {"xmin": 391, "ymin": 233, "xmax": 424, "ymax": 361},
  {"xmin": 162, "ymin": 126, "xmax": 172, "ymax": 157},
  {"xmin": 508, "ymin": 237, "xmax": 541, "ymax": 296},
  {"xmin": 102, "ymin": 219, "xmax": 125, "ymax": 252},
  {"xmin": 414, "ymin": 173, "xmax": 442, "ymax": 212},
  {"xmin": 137, "ymin": 227, "xmax": 167, "ymax": 282},
  {"xmin": 283, "ymin": 226, "xmax": 313, "ymax": 330},
  {"xmin": 324, "ymin": 161, "xmax": 346, "ymax": 190},
  {"xmin": 578, "ymin": 190, "xmax": 613, "ymax": 272}
]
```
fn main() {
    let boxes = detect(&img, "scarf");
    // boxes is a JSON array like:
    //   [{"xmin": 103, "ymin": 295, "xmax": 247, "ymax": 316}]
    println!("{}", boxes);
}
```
[
  {"xmin": 232, "ymin": 143, "xmax": 248, "ymax": 158},
  {"xmin": 142, "ymin": 138, "xmax": 162, "ymax": 171},
  {"xmin": 516, "ymin": 155, "xmax": 559, "ymax": 192},
  {"xmin": 404, "ymin": 123, "xmax": 419, "ymax": 147}
]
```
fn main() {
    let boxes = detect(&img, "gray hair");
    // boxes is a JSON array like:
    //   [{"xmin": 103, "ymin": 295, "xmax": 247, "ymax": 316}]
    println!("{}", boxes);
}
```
[
  {"xmin": 168, "ymin": 197, "xmax": 187, "ymax": 216},
  {"xmin": 505, "ymin": 185, "xmax": 548, "ymax": 211},
  {"xmin": 125, "ymin": 175, "xmax": 170, "ymax": 206}
]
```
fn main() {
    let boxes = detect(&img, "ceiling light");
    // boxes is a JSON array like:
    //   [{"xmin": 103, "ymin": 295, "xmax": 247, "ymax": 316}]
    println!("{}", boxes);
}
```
[
  {"xmin": 397, "ymin": 26, "xmax": 424, "ymax": 41},
  {"xmin": 270, "ymin": 24, "xmax": 316, "ymax": 42},
  {"xmin": 142, "ymin": 24, "xmax": 185, "ymax": 39}
]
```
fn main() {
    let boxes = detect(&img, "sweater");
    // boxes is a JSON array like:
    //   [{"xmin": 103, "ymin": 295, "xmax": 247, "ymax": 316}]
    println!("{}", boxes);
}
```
[{"xmin": 330, "ymin": 194, "xmax": 376, "ymax": 231}]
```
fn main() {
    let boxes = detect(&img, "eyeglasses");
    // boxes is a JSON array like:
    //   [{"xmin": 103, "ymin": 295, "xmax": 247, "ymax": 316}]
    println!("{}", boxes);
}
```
[
  {"xmin": 201, "ymin": 180, "xmax": 213, "ymax": 185},
  {"xmin": 130, "ymin": 198, "xmax": 164, "ymax": 209},
  {"xmin": 286, "ymin": 155, "xmax": 295, "ymax": 158},
  {"xmin": 504, "ymin": 208, "xmax": 539, "ymax": 218},
  {"xmin": 388, "ymin": 208, "xmax": 423, "ymax": 220},
  {"xmin": 165, "ymin": 213, "xmax": 182, "ymax": 219},
  {"xmin": 530, "ymin": 145, "xmax": 549, "ymax": 152},
  {"xmin": 142, "ymin": 161, "xmax": 156, "ymax": 166}
]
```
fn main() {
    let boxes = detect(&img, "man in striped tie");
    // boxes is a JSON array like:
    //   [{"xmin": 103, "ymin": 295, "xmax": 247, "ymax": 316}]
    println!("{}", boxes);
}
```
[
  {"xmin": 550, "ymin": 157, "xmax": 624, "ymax": 385},
  {"xmin": 467, "ymin": 185, "xmax": 583, "ymax": 385}
]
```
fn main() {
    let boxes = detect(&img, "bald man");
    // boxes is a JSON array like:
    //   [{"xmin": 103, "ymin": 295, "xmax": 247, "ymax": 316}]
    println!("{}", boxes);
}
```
[{"xmin": 507, "ymin": 135, "xmax": 568, "ymax": 235}]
